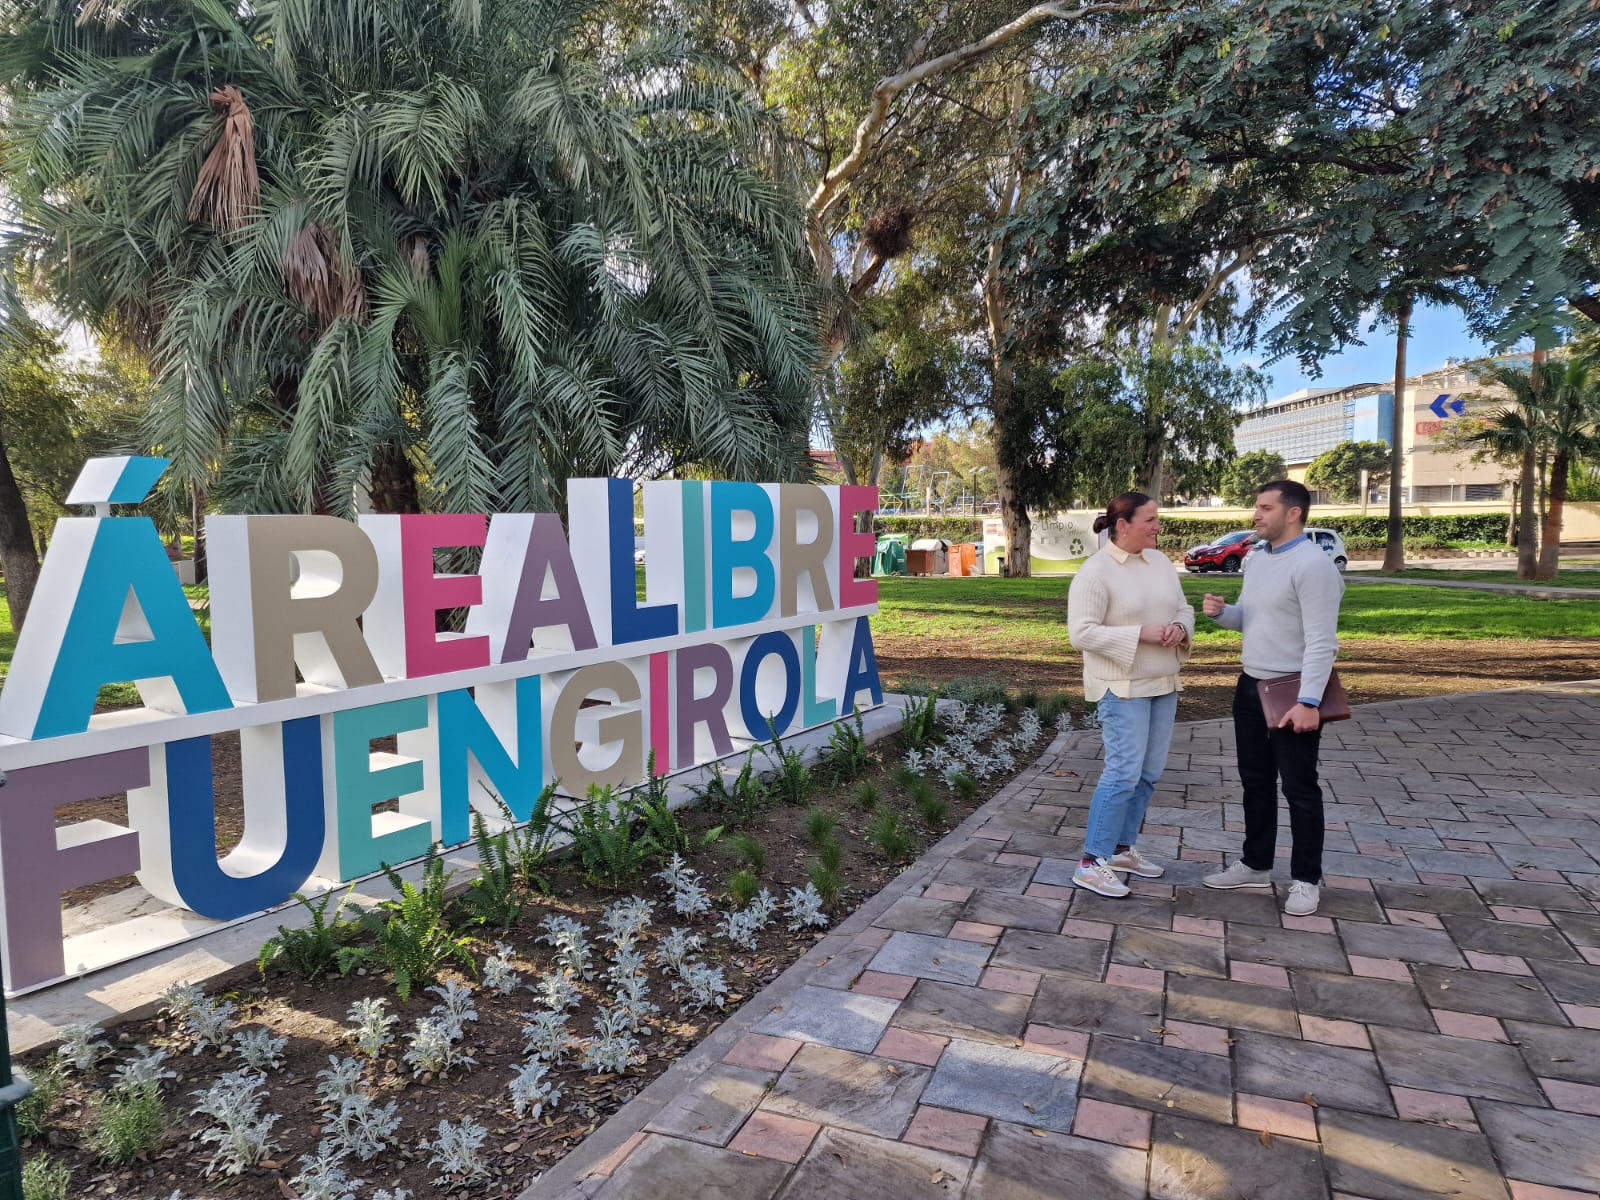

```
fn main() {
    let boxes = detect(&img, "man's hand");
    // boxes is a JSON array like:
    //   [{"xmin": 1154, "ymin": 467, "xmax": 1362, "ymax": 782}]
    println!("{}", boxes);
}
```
[
  {"xmin": 1277, "ymin": 703, "xmax": 1322, "ymax": 734},
  {"xmin": 1202, "ymin": 593, "xmax": 1226, "ymax": 618}
]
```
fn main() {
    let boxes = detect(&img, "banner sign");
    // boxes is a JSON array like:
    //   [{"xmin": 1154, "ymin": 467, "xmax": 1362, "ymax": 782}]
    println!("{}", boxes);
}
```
[{"xmin": 0, "ymin": 462, "xmax": 882, "ymax": 992}]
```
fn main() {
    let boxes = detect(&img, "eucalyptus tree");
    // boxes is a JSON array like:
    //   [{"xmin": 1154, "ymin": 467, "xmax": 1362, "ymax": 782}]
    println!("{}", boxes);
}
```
[{"xmin": 1, "ymin": 0, "xmax": 820, "ymax": 517}]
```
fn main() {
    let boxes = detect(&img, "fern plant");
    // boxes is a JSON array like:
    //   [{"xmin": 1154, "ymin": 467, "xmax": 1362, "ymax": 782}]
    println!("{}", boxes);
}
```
[
  {"xmin": 762, "ymin": 723, "xmax": 812, "ymax": 806},
  {"xmin": 495, "ymin": 787, "xmax": 559, "ymax": 894},
  {"xmin": 901, "ymin": 690, "xmax": 940, "ymax": 751},
  {"xmin": 555, "ymin": 786, "xmax": 661, "ymax": 888},
  {"xmin": 256, "ymin": 889, "xmax": 364, "ymax": 981},
  {"xmin": 457, "ymin": 813, "xmax": 525, "ymax": 930},
  {"xmin": 700, "ymin": 753, "xmax": 770, "ymax": 825},
  {"xmin": 634, "ymin": 757, "xmax": 689, "ymax": 859},
  {"xmin": 359, "ymin": 849, "xmax": 476, "ymax": 1000},
  {"xmin": 824, "ymin": 711, "xmax": 873, "ymax": 782}
]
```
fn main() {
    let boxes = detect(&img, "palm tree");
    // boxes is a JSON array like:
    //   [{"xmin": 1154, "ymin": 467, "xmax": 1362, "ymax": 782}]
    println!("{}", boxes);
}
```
[
  {"xmin": 1, "ymin": 0, "xmax": 819, "ymax": 517},
  {"xmin": 1532, "ymin": 357, "xmax": 1599, "ymax": 579}
]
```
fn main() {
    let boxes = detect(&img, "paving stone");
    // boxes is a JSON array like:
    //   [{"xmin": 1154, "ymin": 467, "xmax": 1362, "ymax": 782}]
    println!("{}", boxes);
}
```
[
  {"xmin": 1292, "ymin": 969, "xmax": 1436, "ymax": 1031},
  {"xmin": 921, "ymin": 1036, "xmax": 1082, "ymax": 1131},
  {"xmin": 1175, "ymin": 885, "xmax": 1284, "ymax": 927},
  {"xmin": 958, "ymin": 889, "xmax": 1070, "ymax": 933},
  {"xmin": 1237, "ymin": 1092, "xmax": 1319, "ymax": 1140},
  {"xmin": 1412, "ymin": 964, "xmax": 1565, "ymax": 1022},
  {"xmin": 1067, "ymin": 889, "xmax": 1176, "ymax": 929},
  {"xmin": 1540, "ymin": 1077, "xmax": 1600, "ymax": 1116},
  {"xmin": 933, "ymin": 859, "xmax": 1038, "ymax": 894},
  {"xmin": 1320, "ymin": 850, "xmax": 1420, "ymax": 883},
  {"xmin": 989, "ymin": 928, "xmax": 1110, "ymax": 981},
  {"xmin": 724, "ymin": 1034, "xmax": 803, "ymax": 1072},
  {"xmin": 1474, "ymin": 880, "xmax": 1596, "ymax": 913},
  {"xmin": 1507, "ymin": 1021, "xmax": 1600, "ymax": 1085},
  {"xmin": 1111, "ymin": 925, "xmax": 1227, "ymax": 979},
  {"xmin": 761, "ymin": 1043, "xmax": 930, "ymax": 1139},
  {"xmin": 1300, "ymin": 1014, "xmax": 1372, "ymax": 1049},
  {"xmin": 1149, "ymin": 1115, "xmax": 1328, "ymax": 1200},
  {"xmin": 970, "ymin": 1121, "xmax": 1148, "ymax": 1200},
  {"xmin": 597, "ymin": 1133, "xmax": 791, "ymax": 1199},
  {"xmin": 1495, "ymin": 844, "xmax": 1600, "ymax": 875},
  {"xmin": 1318, "ymin": 1108, "xmax": 1510, "ymax": 1200},
  {"xmin": 872, "ymin": 895, "xmax": 960, "ymax": 936},
  {"xmin": 1391, "ymin": 1085, "xmax": 1479, "ymax": 1130},
  {"xmin": 853, "ymin": 970, "xmax": 916, "ymax": 1000},
  {"xmin": 1229, "ymin": 924, "xmax": 1351, "ymax": 971},
  {"xmin": 1072, "ymin": 1098, "xmax": 1152, "ymax": 1148},
  {"xmin": 892, "ymin": 979, "xmax": 1031, "ymax": 1045},
  {"xmin": 1081, "ymin": 1034, "xmax": 1233, "ymax": 1123},
  {"xmin": 1369, "ymin": 1026, "xmax": 1544, "ymax": 1103},
  {"xmin": 874, "ymin": 1026, "xmax": 946, "ymax": 1066},
  {"xmin": 1477, "ymin": 1102, "xmax": 1600, "ymax": 1191},
  {"xmin": 1029, "ymin": 974, "xmax": 1164, "ymax": 1039},
  {"xmin": 1295, "ymin": 886, "xmax": 1386, "ymax": 923},
  {"xmin": 1233, "ymin": 1031, "xmax": 1394, "ymax": 1116},
  {"xmin": 1529, "ymin": 959, "xmax": 1600, "ymax": 1006},
  {"xmin": 867, "ymin": 931, "xmax": 992, "ymax": 984},
  {"xmin": 1349, "ymin": 821, "xmax": 1445, "ymax": 850},
  {"xmin": 1337, "ymin": 920, "xmax": 1468, "ymax": 967},
  {"xmin": 1550, "ymin": 910, "xmax": 1600, "ymax": 948},
  {"xmin": 903, "ymin": 1105, "xmax": 987, "ymax": 1156},
  {"xmin": 645, "ymin": 1065, "xmax": 774, "ymax": 1145},
  {"xmin": 778, "ymin": 1127, "xmax": 969, "ymax": 1197},
  {"xmin": 1375, "ymin": 882, "xmax": 1491, "ymax": 916},
  {"xmin": 1406, "ymin": 848, "xmax": 1515, "ymax": 879},
  {"xmin": 751, "ymin": 984, "xmax": 900, "ymax": 1052},
  {"xmin": 1447, "ymin": 915, "xmax": 1583, "ymax": 962},
  {"xmin": 1164, "ymin": 974, "xmax": 1302, "ymax": 1036}
]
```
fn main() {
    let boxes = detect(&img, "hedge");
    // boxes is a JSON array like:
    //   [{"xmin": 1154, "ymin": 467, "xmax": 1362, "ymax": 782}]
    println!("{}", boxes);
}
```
[
  {"xmin": 1156, "ymin": 513, "xmax": 1508, "ymax": 549},
  {"xmin": 874, "ymin": 515, "xmax": 986, "ymax": 539}
]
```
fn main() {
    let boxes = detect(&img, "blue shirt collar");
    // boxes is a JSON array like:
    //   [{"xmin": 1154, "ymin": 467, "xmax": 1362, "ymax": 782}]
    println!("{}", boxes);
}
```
[{"xmin": 1265, "ymin": 533, "xmax": 1308, "ymax": 554}]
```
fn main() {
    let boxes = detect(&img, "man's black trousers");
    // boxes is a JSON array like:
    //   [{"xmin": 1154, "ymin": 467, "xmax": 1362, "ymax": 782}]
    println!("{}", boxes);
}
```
[{"xmin": 1233, "ymin": 672, "xmax": 1324, "ymax": 884}]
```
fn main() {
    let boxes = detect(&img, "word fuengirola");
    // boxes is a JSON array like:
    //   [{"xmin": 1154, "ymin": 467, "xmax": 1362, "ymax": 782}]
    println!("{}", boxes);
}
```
[{"xmin": 0, "ymin": 460, "xmax": 883, "ymax": 992}]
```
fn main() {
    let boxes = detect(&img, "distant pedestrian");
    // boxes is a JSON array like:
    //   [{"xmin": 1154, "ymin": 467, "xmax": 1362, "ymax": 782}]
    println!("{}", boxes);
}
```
[
  {"xmin": 1067, "ymin": 492, "xmax": 1194, "ymax": 898},
  {"xmin": 1202, "ymin": 480, "xmax": 1344, "ymax": 916}
]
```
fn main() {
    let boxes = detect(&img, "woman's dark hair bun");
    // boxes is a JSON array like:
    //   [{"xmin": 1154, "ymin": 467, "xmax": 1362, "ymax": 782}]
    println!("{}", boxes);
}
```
[{"xmin": 1092, "ymin": 514, "xmax": 1111, "ymax": 534}]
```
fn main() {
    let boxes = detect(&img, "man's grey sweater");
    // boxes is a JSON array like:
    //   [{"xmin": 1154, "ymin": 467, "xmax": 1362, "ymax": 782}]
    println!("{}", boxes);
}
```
[{"xmin": 1214, "ymin": 537, "xmax": 1344, "ymax": 704}]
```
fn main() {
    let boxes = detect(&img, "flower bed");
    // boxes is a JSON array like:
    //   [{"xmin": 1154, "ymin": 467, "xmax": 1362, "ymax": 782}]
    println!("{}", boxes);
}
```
[{"xmin": 18, "ymin": 697, "xmax": 1077, "ymax": 1200}]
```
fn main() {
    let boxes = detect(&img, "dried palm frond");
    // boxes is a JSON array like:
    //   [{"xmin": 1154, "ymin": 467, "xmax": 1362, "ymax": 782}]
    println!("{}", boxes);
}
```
[
  {"xmin": 861, "ymin": 204, "xmax": 916, "ymax": 260},
  {"xmin": 284, "ymin": 220, "xmax": 369, "ymax": 326},
  {"xmin": 189, "ymin": 86, "xmax": 261, "ymax": 232},
  {"xmin": 75, "ymin": 0, "xmax": 127, "ymax": 27}
]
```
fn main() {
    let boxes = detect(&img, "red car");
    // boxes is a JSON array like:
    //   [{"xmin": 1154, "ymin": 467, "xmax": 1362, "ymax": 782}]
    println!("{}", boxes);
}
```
[{"xmin": 1183, "ymin": 530, "xmax": 1258, "ymax": 573}]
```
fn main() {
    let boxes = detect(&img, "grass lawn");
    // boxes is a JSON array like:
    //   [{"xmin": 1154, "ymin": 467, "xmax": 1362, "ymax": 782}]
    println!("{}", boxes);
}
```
[
  {"xmin": 873, "ymin": 573, "xmax": 1600, "ymax": 647},
  {"xmin": 1363, "ymin": 568, "xmax": 1600, "ymax": 589}
]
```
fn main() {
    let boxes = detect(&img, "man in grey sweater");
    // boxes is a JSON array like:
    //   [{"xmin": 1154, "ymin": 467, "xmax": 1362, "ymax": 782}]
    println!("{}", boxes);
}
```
[{"xmin": 1200, "ymin": 480, "xmax": 1344, "ymax": 916}]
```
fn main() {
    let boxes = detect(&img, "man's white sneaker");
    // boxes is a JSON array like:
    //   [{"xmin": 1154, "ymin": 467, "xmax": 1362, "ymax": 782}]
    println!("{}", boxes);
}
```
[
  {"xmin": 1202, "ymin": 861, "xmax": 1273, "ymax": 890},
  {"xmin": 1072, "ymin": 858, "xmax": 1132, "ymax": 898},
  {"xmin": 1284, "ymin": 881, "xmax": 1321, "ymax": 916},
  {"xmin": 1109, "ymin": 847, "xmax": 1165, "ymax": 878}
]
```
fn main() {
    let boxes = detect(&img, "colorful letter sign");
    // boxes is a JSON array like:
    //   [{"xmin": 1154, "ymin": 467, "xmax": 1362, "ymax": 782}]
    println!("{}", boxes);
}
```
[{"xmin": 0, "ymin": 462, "xmax": 882, "ymax": 992}]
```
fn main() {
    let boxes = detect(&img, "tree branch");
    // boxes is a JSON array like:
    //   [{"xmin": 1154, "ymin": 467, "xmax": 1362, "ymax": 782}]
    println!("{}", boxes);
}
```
[{"xmin": 1174, "ymin": 240, "xmax": 1265, "ymax": 340}]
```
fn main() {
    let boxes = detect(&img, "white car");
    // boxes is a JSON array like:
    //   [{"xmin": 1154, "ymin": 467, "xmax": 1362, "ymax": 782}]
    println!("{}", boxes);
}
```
[{"xmin": 1244, "ymin": 526, "xmax": 1348, "ymax": 572}]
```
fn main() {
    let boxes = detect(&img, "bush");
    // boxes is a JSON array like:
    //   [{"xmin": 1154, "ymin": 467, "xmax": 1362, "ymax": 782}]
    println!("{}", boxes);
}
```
[
  {"xmin": 356, "ymin": 849, "xmax": 476, "ymax": 1000},
  {"xmin": 17, "ymin": 1060, "xmax": 65, "ymax": 1140},
  {"xmin": 803, "ymin": 807, "xmax": 836, "ymax": 847},
  {"xmin": 87, "ymin": 1082, "xmax": 166, "ymax": 1164},
  {"xmin": 257, "ymin": 888, "xmax": 363, "ymax": 980},
  {"xmin": 22, "ymin": 1154, "xmax": 70, "ymax": 1200},
  {"xmin": 807, "ymin": 860, "xmax": 843, "ymax": 905},
  {"xmin": 1158, "ymin": 513, "xmax": 1508, "ymax": 550},
  {"xmin": 853, "ymin": 780, "xmax": 881, "ymax": 811},
  {"xmin": 874, "ymin": 516, "xmax": 984, "ymax": 540},
  {"xmin": 866, "ymin": 811, "xmax": 915, "ymax": 863},
  {"xmin": 726, "ymin": 868, "xmax": 760, "ymax": 907},
  {"xmin": 456, "ymin": 814, "xmax": 525, "ymax": 930}
]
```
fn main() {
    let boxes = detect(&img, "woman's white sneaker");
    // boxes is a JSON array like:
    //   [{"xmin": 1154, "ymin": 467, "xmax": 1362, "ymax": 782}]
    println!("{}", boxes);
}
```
[
  {"xmin": 1072, "ymin": 858, "xmax": 1132, "ymax": 898},
  {"xmin": 1109, "ymin": 847, "xmax": 1165, "ymax": 878}
]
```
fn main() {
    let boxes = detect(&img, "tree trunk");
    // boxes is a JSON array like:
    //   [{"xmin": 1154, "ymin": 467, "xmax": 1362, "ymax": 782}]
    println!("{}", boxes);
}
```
[
  {"xmin": 1519, "ymin": 348, "xmax": 1546, "ymax": 579},
  {"xmin": 190, "ymin": 482, "xmax": 209, "ymax": 584},
  {"xmin": 0, "ymin": 435, "xmax": 41, "ymax": 631},
  {"xmin": 1536, "ymin": 448, "xmax": 1567, "ymax": 579},
  {"xmin": 1381, "ymin": 295, "xmax": 1410, "ymax": 572},
  {"xmin": 1505, "ymin": 485, "xmax": 1518, "ymax": 546},
  {"xmin": 368, "ymin": 441, "xmax": 422, "ymax": 514},
  {"xmin": 996, "ymin": 466, "xmax": 1031, "ymax": 577}
]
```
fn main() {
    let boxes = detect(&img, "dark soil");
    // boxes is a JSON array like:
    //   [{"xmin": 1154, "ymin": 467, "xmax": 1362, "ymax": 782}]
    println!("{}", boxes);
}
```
[{"xmin": 23, "ymin": 717, "xmax": 1035, "ymax": 1200}]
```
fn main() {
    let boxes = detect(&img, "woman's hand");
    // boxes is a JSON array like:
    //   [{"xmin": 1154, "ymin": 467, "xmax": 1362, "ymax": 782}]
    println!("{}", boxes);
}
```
[
  {"xmin": 1160, "ymin": 621, "xmax": 1188, "ymax": 647},
  {"xmin": 1138, "ymin": 624, "xmax": 1169, "ymax": 645}
]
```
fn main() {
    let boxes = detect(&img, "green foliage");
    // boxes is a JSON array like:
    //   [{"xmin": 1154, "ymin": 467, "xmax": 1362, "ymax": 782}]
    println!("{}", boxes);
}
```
[
  {"xmin": 86, "ymin": 1081, "xmax": 165, "ymax": 1165},
  {"xmin": 497, "ymin": 787, "xmax": 559, "ymax": 895},
  {"xmin": 948, "ymin": 771, "xmax": 980, "ymax": 803},
  {"xmin": 700, "ymin": 753, "xmax": 771, "ymax": 825},
  {"xmin": 1158, "ymin": 514, "xmax": 1508, "ymax": 550},
  {"xmin": 1035, "ymin": 693, "xmax": 1074, "ymax": 725},
  {"xmin": 865, "ymin": 810, "xmax": 915, "ymax": 863},
  {"xmin": 16, "ymin": 1060, "xmax": 65, "ymax": 1140},
  {"xmin": 1220, "ymin": 450, "xmax": 1288, "ymax": 506},
  {"xmin": 726, "ymin": 868, "xmax": 760, "ymax": 908},
  {"xmin": 457, "ymin": 813, "xmax": 525, "ymax": 930},
  {"xmin": 823, "ymin": 712, "xmax": 873, "ymax": 783},
  {"xmin": 257, "ymin": 888, "xmax": 363, "ymax": 981},
  {"xmin": 727, "ymin": 833, "xmax": 767, "ymax": 874},
  {"xmin": 1306, "ymin": 442, "xmax": 1393, "ymax": 503},
  {"xmin": 815, "ymin": 837, "xmax": 843, "ymax": 875},
  {"xmin": 560, "ymin": 785, "xmax": 664, "ymax": 889},
  {"xmin": 806, "ymin": 860, "xmax": 843, "ymax": 905},
  {"xmin": 360, "ymin": 849, "xmax": 476, "ymax": 1000},
  {"xmin": 634, "ymin": 761, "xmax": 690, "ymax": 859},
  {"xmin": 5, "ymin": 0, "xmax": 822, "ymax": 514},
  {"xmin": 874, "ymin": 516, "xmax": 984, "ymax": 540},
  {"xmin": 900, "ymin": 691, "xmax": 940, "ymax": 751},
  {"xmin": 906, "ymin": 776, "xmax": 949, "ymax": 828},
  {"xmin": 803, "ymin": 807, "xmax": 836, "ymax": 847},
  {"xmin": 853, "ymin": 779, "xmax": 881, "ymax": 811},
  {"xmin": 22, "ymin": 1154, "xmax": 70, "ymax": 1200}
]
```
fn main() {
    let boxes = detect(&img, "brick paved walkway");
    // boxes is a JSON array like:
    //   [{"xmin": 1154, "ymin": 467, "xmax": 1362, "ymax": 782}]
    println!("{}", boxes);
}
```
[{"xmin": 525, "ymin": 682, "xmax": 1600, "ymax": 1200}]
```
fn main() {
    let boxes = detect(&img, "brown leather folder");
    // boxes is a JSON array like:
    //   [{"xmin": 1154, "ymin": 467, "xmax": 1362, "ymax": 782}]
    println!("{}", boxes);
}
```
[{"xmin": 1258, "ymin": 669, "xmax": 1350, "ymax": 728}]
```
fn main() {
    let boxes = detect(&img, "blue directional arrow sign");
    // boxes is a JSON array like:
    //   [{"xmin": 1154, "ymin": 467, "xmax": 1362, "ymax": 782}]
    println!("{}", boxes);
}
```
[
  {"xmin": 1449, "ymin": 397, "xmax": 1465, "ymax": 415},
  {"xmin": 1429, "ymin": 394, "xmax": 1450, "ymax": 419}
]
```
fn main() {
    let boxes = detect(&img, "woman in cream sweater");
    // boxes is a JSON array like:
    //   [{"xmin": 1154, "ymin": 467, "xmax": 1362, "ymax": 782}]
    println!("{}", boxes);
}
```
[{"xmin": 1066, "ymin": 492, "xmax": 1194, "ymax": 898}]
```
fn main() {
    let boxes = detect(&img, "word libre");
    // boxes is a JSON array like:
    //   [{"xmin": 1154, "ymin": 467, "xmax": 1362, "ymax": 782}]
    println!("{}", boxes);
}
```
[{"xmin": 0, "ymin": 462, "xmax": 883, "ymax": 992}]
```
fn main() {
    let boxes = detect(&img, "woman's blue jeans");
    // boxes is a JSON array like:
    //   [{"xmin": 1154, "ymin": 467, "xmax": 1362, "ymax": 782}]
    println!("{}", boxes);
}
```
[{"xmin": 1083, "ymin": 691, "xmax": 1178, "ymax": 860}]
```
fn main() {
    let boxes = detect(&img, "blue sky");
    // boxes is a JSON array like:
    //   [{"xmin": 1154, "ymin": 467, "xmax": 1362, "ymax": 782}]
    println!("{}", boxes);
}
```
[{"xmin": 1235, "ymin": 302, "xmax": 1503, "ymax": 401}]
